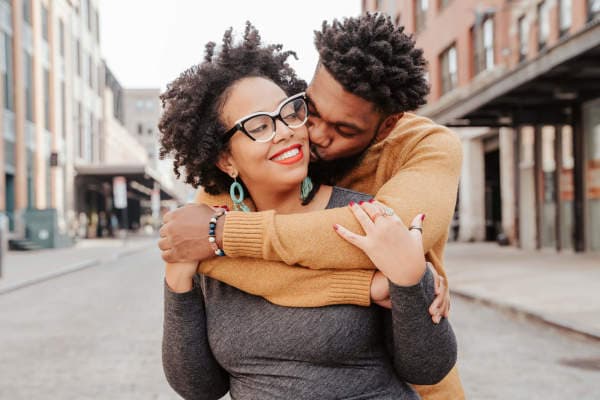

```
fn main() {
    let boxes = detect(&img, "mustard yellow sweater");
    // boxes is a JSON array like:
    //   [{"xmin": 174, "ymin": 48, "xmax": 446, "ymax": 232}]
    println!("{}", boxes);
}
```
[
  {"xmin": 194, "ymin": 113, "xmax": 464, "ymax": 400},
  {"xmin": 196, "ymin": 113, "xmax": 462, "ymax": 306}
]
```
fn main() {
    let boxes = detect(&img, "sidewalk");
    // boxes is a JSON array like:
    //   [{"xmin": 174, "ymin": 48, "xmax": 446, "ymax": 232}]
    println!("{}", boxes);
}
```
[
  {"xmin": 445, "ymin": 242, "xmax": 600, "ymax": 340},
  {"xmin": 0, "ymin": 234, "xmax": 157, "ymax": 295}
]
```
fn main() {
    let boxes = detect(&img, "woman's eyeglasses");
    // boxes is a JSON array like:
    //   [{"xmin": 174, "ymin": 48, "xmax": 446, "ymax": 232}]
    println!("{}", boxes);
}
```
[{"xmin": 222, "ymin": 92, "xmax": 308, "ymax": 143}]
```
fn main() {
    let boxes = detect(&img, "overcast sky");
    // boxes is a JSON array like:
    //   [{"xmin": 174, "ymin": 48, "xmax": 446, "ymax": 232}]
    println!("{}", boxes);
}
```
[{"xmin": 99, "ymin": 0, "xmax": 362, "ymax": 90}]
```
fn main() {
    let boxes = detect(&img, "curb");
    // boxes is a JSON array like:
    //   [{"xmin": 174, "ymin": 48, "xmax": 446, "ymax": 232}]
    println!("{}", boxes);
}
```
[
  {"xmin": 451, "ymin": 288, "xmax": 600, "ymax": 342},
  {"xmin": 0, "ymin": 243, "xmax": 153, "ymax": 296}
]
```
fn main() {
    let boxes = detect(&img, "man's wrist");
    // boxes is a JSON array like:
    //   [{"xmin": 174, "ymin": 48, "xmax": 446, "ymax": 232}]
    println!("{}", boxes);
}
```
[{"xmin": 215, "ymin": 215, "xmax": 225, "ymax": 250}]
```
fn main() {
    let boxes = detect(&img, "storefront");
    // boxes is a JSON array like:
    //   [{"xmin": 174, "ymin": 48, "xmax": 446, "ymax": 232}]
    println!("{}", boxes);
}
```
[
  {"xmin": 74, "ymin": 164, "xmax": 175, "ymax": 238},
  {"xmin": 429, "ymin": 23, "xmax": 600, "ymax": 253}
]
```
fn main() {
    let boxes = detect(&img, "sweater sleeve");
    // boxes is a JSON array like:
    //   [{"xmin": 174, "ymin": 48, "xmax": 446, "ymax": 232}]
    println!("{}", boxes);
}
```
[
  {"xmin": 387, "ymin": 266, "xmax": 457, "ymax": 385},
  {"xmin": 195, "ymin": 190, "xmax": 374, "ymax": 307},
  {"xmin": 162, "ymin": 278, "xmax": 230, "ymax": 400},
  {"xmin": 221, "ymin": 131, "xmax": 462, "ymax": 270}
]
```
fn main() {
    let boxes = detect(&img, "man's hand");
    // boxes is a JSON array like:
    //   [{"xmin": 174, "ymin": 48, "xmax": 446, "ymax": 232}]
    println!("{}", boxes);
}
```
[
  {"xmin": 370, "ymin": 271, "xmax": 392, "ymax": 308},
  {"xmin": 158, "ymin": 203, "xmax": 225, "ymax": 263},
  {"xmin": 370, "ymin": 267, "xmax": 451, "ymax": 324},
  {"xmin": 428, "ymin": 264, "xmax": 451, "ymax": 323}
]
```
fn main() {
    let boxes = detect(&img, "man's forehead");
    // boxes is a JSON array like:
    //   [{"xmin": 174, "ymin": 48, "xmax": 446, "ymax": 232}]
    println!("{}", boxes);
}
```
[{"xmin": 306, "ymin": 83, "xmax": 374, "ymax": 127}]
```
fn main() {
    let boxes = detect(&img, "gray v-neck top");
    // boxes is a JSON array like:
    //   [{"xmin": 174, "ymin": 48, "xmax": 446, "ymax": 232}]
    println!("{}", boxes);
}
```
[{"xmin": 162, "ymin": 187, "xmax": 457, "ymax": 400}]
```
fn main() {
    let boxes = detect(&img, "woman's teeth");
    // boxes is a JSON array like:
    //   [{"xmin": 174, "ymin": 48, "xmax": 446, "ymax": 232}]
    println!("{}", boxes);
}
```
[{"xmin": 273, "ymin": 148, "xmax": 300, "ymax": 161}]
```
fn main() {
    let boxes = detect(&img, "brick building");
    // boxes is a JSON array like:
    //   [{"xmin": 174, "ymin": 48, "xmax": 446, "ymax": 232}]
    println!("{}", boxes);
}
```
[{"xmin": 364, "ymin": 0, "xmax": 600, "ymax": 252}]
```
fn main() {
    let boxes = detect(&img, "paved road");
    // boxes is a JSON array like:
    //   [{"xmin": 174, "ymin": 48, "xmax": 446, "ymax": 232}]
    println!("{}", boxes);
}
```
[
  {"xmin": 451, "ymin": 295, "xmax": 600, "ymax": 399},
  {"xmin": 1, "ymin": 247, "xmax": 599, "ymax": 399}
]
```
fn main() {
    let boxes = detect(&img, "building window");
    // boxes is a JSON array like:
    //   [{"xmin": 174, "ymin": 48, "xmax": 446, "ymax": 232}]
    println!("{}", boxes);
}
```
[
  {"xmin": 439, "ymin": 0, "xmax": 451, "ymax": 11},
  {"xmin": 41, "ymin": 4, "xmax": 49, "ymax": 41},
  {"xmin": 24, "ymin": 52, "xmax": 33, "ymax": 122},
  {"xmin": 95, "ymin": 10, "xmax": 100, "ymax": 43},
  {"xmin": 136, "ymin": 100, "xmax": 144, "ymax": 110},
  {"xmin": 59, "ymin": 19, "xmax": 65, "ymax": 57},
  {"xmin": 90, "ymin": 114, "xmax": 95, "ymax": 161},
  {"xmin": 589, "ymin": 0, "xmax": 600, "ymax": 21},
  {"xmin": 472, "ymin": 16, "xmax": 494, "ymax": 76},
  {"xmin": 43, "ymin": 68, "xmax": 50, "ymax": 130},
  {"xmin": 61, "ymin": 82, "xmax": 66, "ymax": 138},
  {"xmin": 137, "ymin": 123, "xmax": 143, "ymax": 135},
  {"xmin": 22, "ymin": 0, "xmax": 31, "ymax": 25},
  {"xmin": 147, "ymin": 128, "xmax": 153, "ymax": 136},
  {"xmin": 518, "ymin": 15, "xmax": 528, "ymax": 62},
  {"xmin": 88, "ymin": 55, "xmax": 94, "ymax": 89},
  {"xmin": 559, "ymin": 0, "xmax": 572, "ymax": 37},
  {"xmin": 439, "ymin": 44, "xmax": 457, "ymax": 95},
  {"xmin": 415, "ymin": 0, "xmax": 428, "ymax": 33},
  {"xmin": 87, "ymin": 2, "xmax": 93, "ymax": 32},
  {"xmin": 97, "ymin": 64, "xmax": 103, "ymax": 95},
  {"xmin": 77, "ymin": 103, "xmax": 83, "ymax": 158},
  {"xmin": 538, "ymin": 1, "xmax": 550, "ymax": 51},
  {"xmin": 1, "ymin": 31, "xmax": 14, "ymax": 111},
  {"xmin": 76, "ymin": 40, "xmax": 81, "ymax": 76}
]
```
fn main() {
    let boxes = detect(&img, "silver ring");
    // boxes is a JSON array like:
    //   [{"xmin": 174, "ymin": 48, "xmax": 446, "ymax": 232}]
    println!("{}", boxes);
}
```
[{"xmin": 408, "ymin": 226, "xmax": 423, "ymax": 233}]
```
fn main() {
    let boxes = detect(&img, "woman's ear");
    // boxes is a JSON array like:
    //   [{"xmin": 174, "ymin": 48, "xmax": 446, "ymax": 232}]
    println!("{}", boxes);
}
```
[{"xmin": 216, "ymin": 151, "xmax": 237, "ymax": 178}]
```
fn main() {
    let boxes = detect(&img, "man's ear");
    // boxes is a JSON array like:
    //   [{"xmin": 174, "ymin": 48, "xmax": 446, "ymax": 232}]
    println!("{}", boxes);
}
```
[
  {"xmin": 216, "ymin": 151, "xmax": 237, "ymax": 178},
  {"xmin": 376, "ymin": 112, "xmax": 403, "ymax": 140}
]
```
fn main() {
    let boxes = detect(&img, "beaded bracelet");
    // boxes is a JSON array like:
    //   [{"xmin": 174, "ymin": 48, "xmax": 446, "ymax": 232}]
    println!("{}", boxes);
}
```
[{"xmin": 208, "ymin": 210, "xmax": 226, "ymax": 257}]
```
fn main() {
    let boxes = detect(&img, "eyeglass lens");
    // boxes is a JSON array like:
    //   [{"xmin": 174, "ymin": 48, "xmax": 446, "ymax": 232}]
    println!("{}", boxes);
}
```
[{"xmin": 242, "ymin": 98, "xmax": 307, "ymax": 141}]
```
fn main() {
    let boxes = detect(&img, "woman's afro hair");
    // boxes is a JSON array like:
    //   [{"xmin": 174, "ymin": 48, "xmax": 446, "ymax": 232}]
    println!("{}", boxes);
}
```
[
  {"xmin": 158, "ymin": 22, "xmax": 306, "ymax": 194},
  {"xmin": 315, "ymin": 12, "xmax": 429, "ymax": 114}
]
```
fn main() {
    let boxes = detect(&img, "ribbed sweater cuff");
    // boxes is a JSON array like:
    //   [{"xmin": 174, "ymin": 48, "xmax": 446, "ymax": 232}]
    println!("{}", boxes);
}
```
[
  {"xmin": 222, "ymin": 211, "xmax": 268, "ymax": 258},
  {"xmin": 327, "ymin": 269, "xmax": 375, "ymax": 307}
]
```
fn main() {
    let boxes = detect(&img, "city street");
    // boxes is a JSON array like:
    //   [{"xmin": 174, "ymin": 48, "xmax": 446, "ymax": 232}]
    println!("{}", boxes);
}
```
[{"xmin": 1, "ymin": 246, "xmax": 599, "ymax": 399}]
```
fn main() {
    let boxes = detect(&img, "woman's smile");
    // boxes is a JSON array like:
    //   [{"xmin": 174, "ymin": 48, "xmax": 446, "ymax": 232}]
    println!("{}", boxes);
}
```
[{"xmin": 270, "ymin": 144, "xmax": 304, "ymax": 165}]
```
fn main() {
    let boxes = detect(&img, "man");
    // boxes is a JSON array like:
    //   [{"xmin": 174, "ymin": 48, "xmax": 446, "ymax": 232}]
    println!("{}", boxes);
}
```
[{"xmin": 159, "ymin": 13, "xmax": 464, "ymax": 399}]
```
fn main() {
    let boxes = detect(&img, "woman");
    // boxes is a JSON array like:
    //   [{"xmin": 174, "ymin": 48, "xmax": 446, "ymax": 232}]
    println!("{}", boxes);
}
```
[{"xmin": 159, "ymin": 24, "xmax": 457, "ymax": 399}]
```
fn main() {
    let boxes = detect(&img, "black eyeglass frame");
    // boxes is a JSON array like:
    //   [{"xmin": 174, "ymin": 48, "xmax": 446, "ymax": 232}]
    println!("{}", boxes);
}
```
[{"xmin": 222, "ymin": 92, "xmax": 308, "ymax": 143}]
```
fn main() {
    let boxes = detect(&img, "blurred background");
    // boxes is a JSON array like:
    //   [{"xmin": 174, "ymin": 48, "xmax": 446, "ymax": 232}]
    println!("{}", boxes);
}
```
[{"xmin": 0, "ymin": 0, "xmax": 599, "ymax": 399}]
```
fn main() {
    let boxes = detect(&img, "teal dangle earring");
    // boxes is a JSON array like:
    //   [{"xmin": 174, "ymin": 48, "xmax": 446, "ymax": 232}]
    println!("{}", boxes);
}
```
[
  {"xmin": 300, "ymin": 176, "xmax": 314, "ymax": 203},
  {"xmin": 229, "ymin": 174, "xmax": 250, "ymax": 212}
]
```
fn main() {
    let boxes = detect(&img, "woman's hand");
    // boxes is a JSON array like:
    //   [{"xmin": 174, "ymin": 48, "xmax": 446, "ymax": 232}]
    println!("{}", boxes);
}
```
[{"xmin": 333, "ymin": 200, "xmax": 426, "ymax": 288}]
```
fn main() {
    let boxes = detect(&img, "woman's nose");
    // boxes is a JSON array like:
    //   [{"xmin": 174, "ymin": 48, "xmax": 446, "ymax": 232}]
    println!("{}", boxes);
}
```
[{"xmin": 272, "ymin": 119, "xmax": 294, "ymax": 142}]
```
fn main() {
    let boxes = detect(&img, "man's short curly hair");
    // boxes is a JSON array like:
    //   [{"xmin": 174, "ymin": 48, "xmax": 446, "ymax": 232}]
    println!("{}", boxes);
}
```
[
  {"xmin": 315, "ymin": 12, "xmax": 429, "ymax": 114},
  {"xmin": 158, "ymin": 22, "xmax": 306, "ymax": 194}
]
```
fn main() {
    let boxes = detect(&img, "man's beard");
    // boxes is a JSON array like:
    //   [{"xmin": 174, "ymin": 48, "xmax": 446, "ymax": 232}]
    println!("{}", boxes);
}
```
[{"xmin": 308, "ymin": 147, "xmax": 366, "ymax": 186}]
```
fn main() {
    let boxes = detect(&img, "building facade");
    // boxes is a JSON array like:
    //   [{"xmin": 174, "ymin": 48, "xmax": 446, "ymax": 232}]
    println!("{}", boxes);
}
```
[
  {"xmin": 365, "ymin": 0, "xmax": 600, "ymax": 252},
  {"xmin": 0, "ymin": 0, "xmax": 184, "ymax": 248}
]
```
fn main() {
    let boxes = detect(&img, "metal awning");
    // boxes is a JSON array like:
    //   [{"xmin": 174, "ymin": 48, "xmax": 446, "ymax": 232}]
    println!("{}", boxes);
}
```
[
  {"xmin": 423, "ymin": 21, "xmax": 600, "ymax": 127},
  {"xmin": 74, "ymin": 164, "xmax": 178, "ymax": 201}
]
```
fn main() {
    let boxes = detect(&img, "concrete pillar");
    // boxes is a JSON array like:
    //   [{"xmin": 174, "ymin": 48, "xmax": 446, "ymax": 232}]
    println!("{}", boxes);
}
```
[
  {"xmin": 459, "ymin": 137, "xmax": 486, "ymax": 242},
  {"xmin": 0, "ymin": 37, "xmax": 4, "ymax": 211},
  {"xmin": 12, "ymin": 0, "xmax": 28, "ymax": 235},
  {"xmin": 32, "ymin": 0, "xmax": 47, "ymax": 209},
  {"xmin": 499, "ymin": 127, "xmax": 516, "ymax": 243}
]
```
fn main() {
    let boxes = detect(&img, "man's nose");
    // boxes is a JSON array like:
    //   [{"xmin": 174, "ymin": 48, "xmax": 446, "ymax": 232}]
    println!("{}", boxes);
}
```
[{"xmin": 307, "ymin": 118, "xmax": 331, "ymax": 148}]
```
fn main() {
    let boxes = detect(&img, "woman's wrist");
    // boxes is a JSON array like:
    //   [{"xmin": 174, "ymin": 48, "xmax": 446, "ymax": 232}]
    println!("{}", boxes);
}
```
[
  {"xmin": 387, "ymin": 261, "xmax": 427, "ymax": 287},
  {"xmin": 165, "ymin": 263, "xmax": 196, "ymax": 293}
]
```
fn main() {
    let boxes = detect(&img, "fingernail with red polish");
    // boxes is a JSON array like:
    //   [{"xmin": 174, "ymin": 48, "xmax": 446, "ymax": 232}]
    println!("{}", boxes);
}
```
[
  {"xmin": 349, "ymin": 201, "xmax": 355, "ymax": 207},
  {"xmin": 358, "ymin": 201, "xmax": 365, "ymax": 205},
  {"xmin": 421, "ymin": 214, "xmax": 426, "ymax": 221},
  {"xmin": 333, "ymin": 224, "xmax": 339, "ymax": 230},
  {"xmin": 368, "ymin": 198, "xmax": 375, "ymax": 203}
]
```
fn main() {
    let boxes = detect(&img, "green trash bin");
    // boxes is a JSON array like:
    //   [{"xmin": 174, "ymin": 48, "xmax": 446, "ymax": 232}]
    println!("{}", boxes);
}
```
[{"xmin": 23, "ymin": 208, "xmax": 72, "ymax": 249}]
